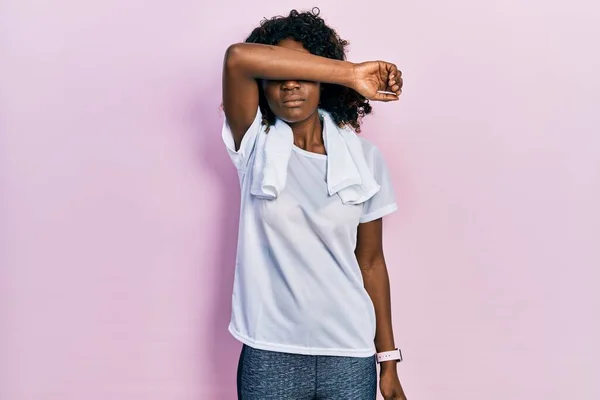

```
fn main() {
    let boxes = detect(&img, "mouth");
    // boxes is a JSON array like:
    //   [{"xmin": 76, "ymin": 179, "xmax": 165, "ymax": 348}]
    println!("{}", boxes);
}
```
[{"xmin": 282, "ymin": 97, "xmax": 305, "ymax": 107}]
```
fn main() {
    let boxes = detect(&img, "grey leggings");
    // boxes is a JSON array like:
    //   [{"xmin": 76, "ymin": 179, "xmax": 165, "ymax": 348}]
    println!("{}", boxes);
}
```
[{"xmin": 237, "ymin": 345, "xmax": 377, "ymax": 400}]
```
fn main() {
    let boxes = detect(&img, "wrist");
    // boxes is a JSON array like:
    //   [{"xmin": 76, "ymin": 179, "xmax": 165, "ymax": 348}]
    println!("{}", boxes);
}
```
[
  {"xmin": 343, "ymin": 61, "xmax": 359, "ymax": 91},
  {"xmin": 379, "ymin": 360, "xmax": 398, "ymax": 375}
]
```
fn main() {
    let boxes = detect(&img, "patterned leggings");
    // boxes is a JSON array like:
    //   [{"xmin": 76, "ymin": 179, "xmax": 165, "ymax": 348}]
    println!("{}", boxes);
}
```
[{"xmin": 237, "ymin": 344, "xmax": 377, "ymax": 400}]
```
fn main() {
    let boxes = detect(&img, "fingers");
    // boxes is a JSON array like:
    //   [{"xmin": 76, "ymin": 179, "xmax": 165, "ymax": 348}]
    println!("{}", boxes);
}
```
[
  {"xmin": 367, "ymin": 61, "xmax": 402, "ymax": 101},
  {"xmin": 387, "ymin": 64, "xmax": 403, "ymax": 96},
  {"xmin": 373, "ymin": 91, "xmax": 400, "ymax": 102}
]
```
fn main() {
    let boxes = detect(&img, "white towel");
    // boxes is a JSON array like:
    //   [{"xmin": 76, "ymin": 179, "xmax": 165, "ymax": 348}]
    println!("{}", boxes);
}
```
[{"xmin": 250, "ymin": 109, "xmax": 380, "ymax": 205}]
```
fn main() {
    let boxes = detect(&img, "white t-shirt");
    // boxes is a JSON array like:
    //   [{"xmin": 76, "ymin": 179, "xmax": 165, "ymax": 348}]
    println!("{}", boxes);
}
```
[{"xmin": 222, "ymin": 109, "xmax": 398, "ymax": 357}]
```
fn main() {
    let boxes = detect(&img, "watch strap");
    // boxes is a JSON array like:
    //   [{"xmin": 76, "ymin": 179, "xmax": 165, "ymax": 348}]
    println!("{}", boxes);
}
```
[{"xmin": 376, "ymin": 348, "xmax": 403, "ymax": 363}]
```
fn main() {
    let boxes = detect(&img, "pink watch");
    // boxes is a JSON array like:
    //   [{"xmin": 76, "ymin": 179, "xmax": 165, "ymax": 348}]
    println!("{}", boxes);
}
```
[{"xmin": 376, "ymin": 348, "xmax": 403, "ymax": 363}]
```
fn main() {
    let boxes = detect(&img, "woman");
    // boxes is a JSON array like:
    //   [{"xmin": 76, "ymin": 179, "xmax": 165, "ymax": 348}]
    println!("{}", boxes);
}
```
[{"xmin": 221, "ymin": 8, "xmax": 407, "ymax": 400}]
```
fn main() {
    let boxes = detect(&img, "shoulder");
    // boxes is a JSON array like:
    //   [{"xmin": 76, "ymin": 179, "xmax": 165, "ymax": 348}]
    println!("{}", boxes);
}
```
[{"xmin": 358, "ymin": 136, "xmax": 384, "ymax": 163}]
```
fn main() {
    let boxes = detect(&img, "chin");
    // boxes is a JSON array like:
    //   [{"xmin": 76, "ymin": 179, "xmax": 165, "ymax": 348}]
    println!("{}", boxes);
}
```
[{"xmin": 275, "ymin": 107, "xmax": 317, "ymax": 123}]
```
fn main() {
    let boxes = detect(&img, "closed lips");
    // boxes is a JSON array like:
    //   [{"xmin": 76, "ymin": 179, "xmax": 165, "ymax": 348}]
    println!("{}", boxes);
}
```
[{"xmin": 283, "ymin": 97, "xmax": 304, "ymax": 103}]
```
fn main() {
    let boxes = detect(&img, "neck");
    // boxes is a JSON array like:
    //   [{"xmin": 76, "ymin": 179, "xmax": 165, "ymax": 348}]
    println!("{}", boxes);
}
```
[{"xmin": 289, "ymin": 111, "xmax": 325, "ymax": 154}]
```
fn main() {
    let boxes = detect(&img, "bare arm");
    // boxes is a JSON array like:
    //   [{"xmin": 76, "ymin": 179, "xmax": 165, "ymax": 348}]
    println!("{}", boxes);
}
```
[
  {"xmin": 355, "ymin": 218, "xmax": 397, "ymax": 370},
  {"xmin": 222, "ymin": 43, "xmax": 355, "ymax": 149},
  {"xmin": 356, "ymin": 218, "xmax": 407, "ymax": 399},
  {"xmin": 222, "ymin": 43, "xmax": 402, "ymax": 150}
]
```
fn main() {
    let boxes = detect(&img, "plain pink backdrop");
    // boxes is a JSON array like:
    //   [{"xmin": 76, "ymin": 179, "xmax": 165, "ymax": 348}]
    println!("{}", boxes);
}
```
[{"xmin": 1, "ymin": 1, "xmax": 599, "ymax": 399}]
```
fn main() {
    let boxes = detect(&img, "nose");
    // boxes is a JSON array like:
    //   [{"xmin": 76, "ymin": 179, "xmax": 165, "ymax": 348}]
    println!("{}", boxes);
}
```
[{"xmin": 281, "ymin": 80, "xmax": 301, "ymax": 91}]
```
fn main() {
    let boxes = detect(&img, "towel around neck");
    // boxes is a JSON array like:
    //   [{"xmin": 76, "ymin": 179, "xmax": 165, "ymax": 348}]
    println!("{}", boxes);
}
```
[{"xmin": 250, "ymin": 109, "xmax": 381, "ymax": 205}]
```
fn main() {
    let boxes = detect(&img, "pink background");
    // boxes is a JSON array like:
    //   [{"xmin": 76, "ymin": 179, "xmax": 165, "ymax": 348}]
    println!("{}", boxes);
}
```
[{"xmin": 2, "ymin": 1, "xmax": 599, "ymax": 399}]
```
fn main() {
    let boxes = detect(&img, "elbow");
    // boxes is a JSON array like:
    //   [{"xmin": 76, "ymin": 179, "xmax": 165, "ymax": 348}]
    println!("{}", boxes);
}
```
[
  {"xmin": 357, "ymin": 258, "xmax": 372, "ymax": 274},
  {"xmin": 357, "ymin": 254, "xmax": 386, "ymax": 274},
  {"xmin": 359, "ymin": 262, "xmax": 377, "ymax": 275},
  {"xmin": 224, "ymin": 43, "xmax": 245, "ymax": 70}
]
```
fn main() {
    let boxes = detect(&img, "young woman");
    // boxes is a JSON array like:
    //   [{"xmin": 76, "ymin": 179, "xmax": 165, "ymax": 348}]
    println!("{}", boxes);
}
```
[{"xmin": 221, "ymin": 8, "xmax": 407, "ymax": 400}]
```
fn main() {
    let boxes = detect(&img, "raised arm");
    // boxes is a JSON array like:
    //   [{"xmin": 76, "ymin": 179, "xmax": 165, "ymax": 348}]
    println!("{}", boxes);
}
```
[
  {"xmin": 221, "ymin": 43, "xmax": 402, "ymax": 149},
  {"xmin": 222, "ymin": 43, "xmax": 353, "ymax": 149}
]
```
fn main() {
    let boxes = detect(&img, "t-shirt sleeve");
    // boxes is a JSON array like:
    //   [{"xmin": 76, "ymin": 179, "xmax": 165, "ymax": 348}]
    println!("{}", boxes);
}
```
[
  {"xmin": 359, "ymin": 143, "xmax": 398, "ymax": 223},
  {"xmin": 221, "ymin": 107, "xmax": 262, "ymax": 172}
]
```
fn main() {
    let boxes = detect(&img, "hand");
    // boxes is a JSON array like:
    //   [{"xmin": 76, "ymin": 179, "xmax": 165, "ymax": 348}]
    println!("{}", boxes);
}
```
[
  {"xmin": 351, "ymin": 61, "xmax": 403, "ymax": 102},
  {"xmin": 380, "ymin": 366, "xmax": 407, "ymax": 400}
]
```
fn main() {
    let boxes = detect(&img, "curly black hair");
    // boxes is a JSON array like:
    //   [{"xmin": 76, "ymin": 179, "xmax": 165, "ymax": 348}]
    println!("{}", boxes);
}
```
[{"xmin": 245, "ymin": 7, "xmax": 372, "ymax": 133}]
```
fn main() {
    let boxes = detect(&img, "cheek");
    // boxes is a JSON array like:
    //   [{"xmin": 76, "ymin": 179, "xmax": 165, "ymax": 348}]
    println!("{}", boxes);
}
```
[
  {"xmin": 307, "ymin": 85, "xmax": 321, "ymax": 105},
  {"xmin": 262, "ymin": 81, "xmax": 279, "ymax": 100},
  {"xmin": 263, "ymin": 87, "xmax": 279, "ymax": 103}
]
